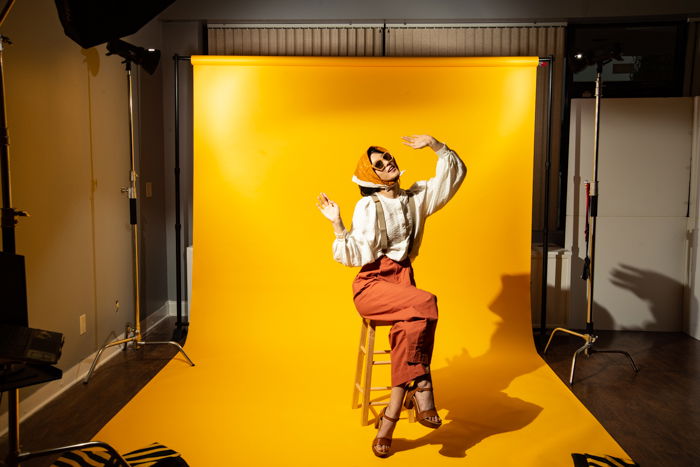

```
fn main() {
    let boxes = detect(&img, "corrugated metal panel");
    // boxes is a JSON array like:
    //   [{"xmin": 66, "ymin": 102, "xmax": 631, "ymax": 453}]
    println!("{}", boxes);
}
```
[{"xmin": 207, "ymin": 26, "xmax": 383, "ymax": 56}]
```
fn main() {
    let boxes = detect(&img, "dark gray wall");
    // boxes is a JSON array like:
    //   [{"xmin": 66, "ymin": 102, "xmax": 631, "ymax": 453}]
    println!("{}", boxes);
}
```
[{"xmin": 160, "ymin": 0, "xmax": 700, "ymax": 21}]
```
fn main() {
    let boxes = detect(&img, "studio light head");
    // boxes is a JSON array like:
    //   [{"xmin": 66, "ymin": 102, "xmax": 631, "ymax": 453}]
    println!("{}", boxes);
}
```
[
  {"xmin": 569, "ymin": 43, "xmax": 623, "ymax": 73},
  {"xmin": 106, "ymin": 39, "xmax": 160, "ymax": 74}
]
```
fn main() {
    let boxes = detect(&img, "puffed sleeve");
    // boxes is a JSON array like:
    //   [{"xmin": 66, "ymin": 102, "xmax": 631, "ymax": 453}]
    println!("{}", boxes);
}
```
[
  {"xmin": 410, "ymin": 144, "xmax": 467, "ymax": 217},
  {"xmin": 332, "ymin": 196, "xmax": 380, "ymax": 267}
]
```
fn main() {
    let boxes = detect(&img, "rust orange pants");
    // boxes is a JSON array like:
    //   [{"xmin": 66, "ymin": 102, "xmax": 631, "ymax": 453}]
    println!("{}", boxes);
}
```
[{"xmin": 352, "ymin": 255, "xmax": 438, "ymax": 387}]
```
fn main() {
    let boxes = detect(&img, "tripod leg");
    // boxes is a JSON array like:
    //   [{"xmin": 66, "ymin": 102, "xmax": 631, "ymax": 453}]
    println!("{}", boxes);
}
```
[
  {"xmin": 544, "ymin": 327, "xmax": 587, "ymax": 354},
  {"xmin": 83, "ymin": 345, "xmax": 108, "ymax": 384},
  {"xmin": 591, "ymin": 349, "xmax": 639, "ymax": 372},
  {"xmin": 138, "ymin": 341, "xmax": 195, "ymax": 366},
  {"xmin": 543, "ymin": 328, "xmax": 561, "ymax": 354},
  {"xmin": 83, "ymin": 336, "xmax": 138, "ymax": 384},
  {"xmin": 570, "ymin": 341, "xmax": 591, "ymax": 385}
]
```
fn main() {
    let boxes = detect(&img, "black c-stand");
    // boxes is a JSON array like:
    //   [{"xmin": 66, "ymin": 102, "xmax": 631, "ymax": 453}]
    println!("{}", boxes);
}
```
[
  {"xmin": 543, "ymin": 50, "xmax": 640, "ymax": 385},
  {"xmin": 82, "ymin": 44, "xmax": 195, "ymax": 384}
]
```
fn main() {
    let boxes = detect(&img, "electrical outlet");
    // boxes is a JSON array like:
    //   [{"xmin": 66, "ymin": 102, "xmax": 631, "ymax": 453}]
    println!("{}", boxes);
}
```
[
  {"xmin": 79, "ymin": 314, "xmax": 87, "ymax": 335},
  {"xmin": 145, "ymin": 182, "xmax": 152, "ymax": 198}
]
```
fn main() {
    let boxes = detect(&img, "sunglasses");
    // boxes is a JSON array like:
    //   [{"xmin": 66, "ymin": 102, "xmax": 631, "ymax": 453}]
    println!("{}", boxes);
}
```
[{"xmin": 369, "ymin": 151, "xmax": 394, "ymax": 171}]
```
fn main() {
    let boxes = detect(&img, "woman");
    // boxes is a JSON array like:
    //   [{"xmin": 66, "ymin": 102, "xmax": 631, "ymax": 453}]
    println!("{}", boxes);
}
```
[{"xmin": 316, "ymin": 134, "xmax": 466, "ymax": 457}]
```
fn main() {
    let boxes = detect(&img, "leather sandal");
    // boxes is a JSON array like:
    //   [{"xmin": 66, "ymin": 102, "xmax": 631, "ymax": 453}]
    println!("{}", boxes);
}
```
[
  {"xmin": 372, "ymin": 407, "xmax": 399, "ymax": 458},
  {"xmin": 404, "ymin": 382, "xmax": 442, "ymax": 429}
]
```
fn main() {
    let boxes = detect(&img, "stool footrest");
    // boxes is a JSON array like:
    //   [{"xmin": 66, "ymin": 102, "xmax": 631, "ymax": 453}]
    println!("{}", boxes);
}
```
[
  {"xmin": 373, "ymin": 361, "xmax": 391, "ymax": 365},
  {"xmin": 355, "ymin": 383, "xmax": 391, "ymax": 392},
  {"xmin": 360, "ymin": 346, "xmax": 390, "ymax": 355}
]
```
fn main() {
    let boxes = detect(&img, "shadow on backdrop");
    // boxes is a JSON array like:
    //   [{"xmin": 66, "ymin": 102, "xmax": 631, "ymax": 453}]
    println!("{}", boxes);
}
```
[{"xmin": 393, "ymin": 273, "xmax": 544, "ymax": 458}]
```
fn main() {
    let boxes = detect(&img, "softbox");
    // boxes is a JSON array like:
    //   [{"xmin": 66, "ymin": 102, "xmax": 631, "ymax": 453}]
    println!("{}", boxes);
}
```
[{"xmin": 54, "ymin": 0, "xmax": 175, "ymax": 49}]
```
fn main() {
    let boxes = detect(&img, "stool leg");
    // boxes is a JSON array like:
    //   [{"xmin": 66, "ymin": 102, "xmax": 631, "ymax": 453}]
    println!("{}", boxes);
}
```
[
  {"xmin": 361, "ymin": 321, "xmax": 376, "ymax": 426},
  {"xmin": 352, "ymin": 319, "xmax": 369, "ymax": 409}
]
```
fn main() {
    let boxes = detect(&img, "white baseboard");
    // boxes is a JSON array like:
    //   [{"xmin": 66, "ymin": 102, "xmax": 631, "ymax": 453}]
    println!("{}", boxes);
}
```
[{"xmin": 0, "ymin": 300, "xmax": 180, "ymax": 438}]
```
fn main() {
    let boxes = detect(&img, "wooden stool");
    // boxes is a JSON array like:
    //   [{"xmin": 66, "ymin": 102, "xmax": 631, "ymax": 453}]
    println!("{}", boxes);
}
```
[{"xmin": 352, "ymin": 318, "xmax": 414, "ymax": 426}]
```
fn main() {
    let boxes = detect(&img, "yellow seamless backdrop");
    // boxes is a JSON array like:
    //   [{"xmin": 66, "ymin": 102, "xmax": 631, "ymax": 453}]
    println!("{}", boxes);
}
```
[
  {"xmin": 192, "ymin": 56, "xmax": 536, "ymax": 357},
  {"xmin": 95, "ymin": 56, "xmax": 632, "ymax": 466}
]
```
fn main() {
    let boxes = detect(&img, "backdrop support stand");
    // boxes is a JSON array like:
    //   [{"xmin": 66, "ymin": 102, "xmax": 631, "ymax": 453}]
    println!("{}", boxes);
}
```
[
  {"xmin": 537, "ymin": 56, "xmax": 554, "ymax": 351},
  {"xmin": 543, "ymin": 61, "xmax": 639, "ymax": 385},
  {"xmin": 83, "ymin": 57, "xmax": 194, "ymax": 384},
  {"xmin": 172, "ymin": 54, "xmax": 192, "ymax": 342}
]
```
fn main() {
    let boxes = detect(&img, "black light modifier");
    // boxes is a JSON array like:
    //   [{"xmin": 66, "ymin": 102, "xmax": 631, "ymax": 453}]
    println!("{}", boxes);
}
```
[{"xmin": 54, "ymin": 0, "xmax": 175, "ymax": 49}]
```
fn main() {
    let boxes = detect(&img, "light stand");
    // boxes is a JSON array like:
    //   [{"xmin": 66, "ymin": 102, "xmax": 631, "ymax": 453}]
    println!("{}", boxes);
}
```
[
  {"xmin": 83, "ymin": 41, "xmax": 194, "ymax": 384},
  {"xmin": 543, "ymin": 49, "xmax": 639, "ymax": 385}
]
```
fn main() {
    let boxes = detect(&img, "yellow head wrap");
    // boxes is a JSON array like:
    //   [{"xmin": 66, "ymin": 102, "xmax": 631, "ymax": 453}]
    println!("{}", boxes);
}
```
[{"xmin": 352, "ymin": 146, "xmax": 400, "ymax": 188}]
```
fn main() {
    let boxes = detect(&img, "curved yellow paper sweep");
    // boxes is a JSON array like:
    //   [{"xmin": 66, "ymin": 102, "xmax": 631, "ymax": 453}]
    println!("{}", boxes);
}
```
[{"xmin": 95, "ymin": 56, "xmax": 633, "ymax": 466}]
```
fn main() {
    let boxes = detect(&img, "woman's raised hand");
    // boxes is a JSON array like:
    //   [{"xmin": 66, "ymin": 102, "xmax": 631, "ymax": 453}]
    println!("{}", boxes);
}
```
[
  {"xmin": 316, "ymin": 192, "xmax": 341, "ymax": 222},
  {"xmin": 401, "ymin": 135, "xmax": 443, "ymax": 151}
]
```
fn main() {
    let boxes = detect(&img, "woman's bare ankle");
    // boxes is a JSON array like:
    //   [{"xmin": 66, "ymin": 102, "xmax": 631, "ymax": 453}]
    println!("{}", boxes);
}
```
[
  {"xmin": 415, "ymin": 373, "xmax": 432, "ymax": 388},
  {"xmin": 384, "ymin": 402, "xmax": 401, "ymax": 420}
]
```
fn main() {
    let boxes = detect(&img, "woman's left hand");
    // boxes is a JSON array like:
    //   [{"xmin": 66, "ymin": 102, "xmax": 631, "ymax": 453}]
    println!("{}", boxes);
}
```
[{"xmin": 401, "ymin": 135, "xmax": 443, "ymax": 151}]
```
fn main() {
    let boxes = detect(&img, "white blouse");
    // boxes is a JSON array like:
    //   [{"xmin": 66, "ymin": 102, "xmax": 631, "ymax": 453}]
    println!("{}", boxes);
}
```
[{"xmin": 333, "ymin": 144, "xmax": 467, "ymax": 267}]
